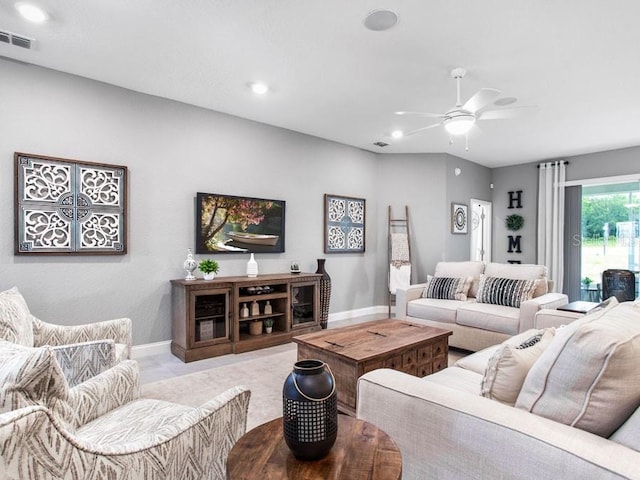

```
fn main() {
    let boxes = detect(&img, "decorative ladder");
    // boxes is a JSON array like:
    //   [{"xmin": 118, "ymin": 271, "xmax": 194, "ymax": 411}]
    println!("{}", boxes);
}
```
[{"xmin": 388, "ymin": 206, "xmax": 413, "ymax": 316}]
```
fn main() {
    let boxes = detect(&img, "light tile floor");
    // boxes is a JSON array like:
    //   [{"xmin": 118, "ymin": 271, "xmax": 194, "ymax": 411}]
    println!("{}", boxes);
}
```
[
  {"xmin": 138, "ymin": 314, "xmax": 468, "ymax": 385},
  {"xmin": 138, "ymin": 314, "xmax": 385, "ymax": 385}
]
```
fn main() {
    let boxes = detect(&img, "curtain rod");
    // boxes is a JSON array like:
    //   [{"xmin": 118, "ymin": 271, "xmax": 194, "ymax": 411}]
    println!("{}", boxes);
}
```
[{"xmin": 536, "ymin": 161, "xmax": 569, "ymax": 169}]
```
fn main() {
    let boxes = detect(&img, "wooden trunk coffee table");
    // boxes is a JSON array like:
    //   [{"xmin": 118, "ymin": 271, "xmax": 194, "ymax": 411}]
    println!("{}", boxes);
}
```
[
  {"xmin": 293, "ymin": 319, "xmax": 452, "ymax": 415},
  {"xmin": 226, "ymin": 415, "xmax": 402, "ymax": 480}
]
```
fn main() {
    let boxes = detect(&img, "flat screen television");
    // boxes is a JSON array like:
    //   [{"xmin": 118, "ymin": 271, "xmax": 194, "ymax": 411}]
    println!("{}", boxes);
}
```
[{"xmin": 196, "ymin": 192, "xmax": 285, "ymax": 254}]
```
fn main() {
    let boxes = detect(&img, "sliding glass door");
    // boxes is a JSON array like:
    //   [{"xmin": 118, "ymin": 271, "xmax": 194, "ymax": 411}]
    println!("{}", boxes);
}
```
[{"xmin": 580, "ymin": 180, "xmax": 639, "ymax": 301}]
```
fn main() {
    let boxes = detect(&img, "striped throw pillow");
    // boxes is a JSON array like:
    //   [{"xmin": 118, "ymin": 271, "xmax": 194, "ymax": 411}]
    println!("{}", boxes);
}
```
[
  {"xmin": 422, "ymin": 276, "xmax": 471, "ymax": 301},
  {"xmin": 476, "ymin": 275, "xmax": 536, "ymax": 308}
]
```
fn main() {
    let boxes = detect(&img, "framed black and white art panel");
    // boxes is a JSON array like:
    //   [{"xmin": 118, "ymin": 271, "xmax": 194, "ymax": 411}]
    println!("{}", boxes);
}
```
[
  {"xmin": 324, "ymin": 194, "xmax": 365, "ymax": 253},
  {"xmin": 451, "ymin": 202, "xmax": 468, "ymax": 234},
  {"xmin": 14, "ymin": 152, "xmax": 128, "ymax": 255}
]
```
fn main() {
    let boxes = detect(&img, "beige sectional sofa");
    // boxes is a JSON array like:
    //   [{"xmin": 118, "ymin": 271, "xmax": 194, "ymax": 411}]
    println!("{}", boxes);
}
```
[
  {"xmin": 396, "ymin": 261, "xmax": 569, "ymax": 351},
  {"xmin": 357, "ymin": 299, "xmax": 640, "ymax": 479}
]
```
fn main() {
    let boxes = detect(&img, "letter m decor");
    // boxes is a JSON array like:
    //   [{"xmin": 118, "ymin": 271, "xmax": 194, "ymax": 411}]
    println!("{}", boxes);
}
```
[{"xmin": 15, "ymin": 152, "xmax": 128, "ymax": 255}]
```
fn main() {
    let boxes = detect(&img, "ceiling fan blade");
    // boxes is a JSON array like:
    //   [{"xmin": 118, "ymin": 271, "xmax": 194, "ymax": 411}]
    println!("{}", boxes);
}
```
[
  {"xmin": 395, "ymin": 111, "xmax": 445, "ymax": 118},
  {"xmin": 462, "ymin": 88, "xmax": 501, "ymax": 113},
  {"xmin": 479, "ymin": 105, "xmax": 538, "ymax": 120},
  {"xmin": 403, "ymin": 122, "xmax": 442, "ymax": 136}
]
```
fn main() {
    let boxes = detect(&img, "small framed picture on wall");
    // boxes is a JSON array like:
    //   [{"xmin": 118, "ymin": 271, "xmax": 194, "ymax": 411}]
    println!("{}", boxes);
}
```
[{"xmin": 451, "ymin": 203, "xmax": 468, "ymax": 234}]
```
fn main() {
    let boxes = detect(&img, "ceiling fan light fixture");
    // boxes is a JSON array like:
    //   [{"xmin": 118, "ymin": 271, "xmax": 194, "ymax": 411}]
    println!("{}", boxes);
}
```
[{"xmin": 444, "ymin": 114, "xmax": 475, "ymax": 135}]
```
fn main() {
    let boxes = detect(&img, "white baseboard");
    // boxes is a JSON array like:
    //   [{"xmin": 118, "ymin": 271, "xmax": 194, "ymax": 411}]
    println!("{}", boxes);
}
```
[
  {"xmin": 327, "ymin": 305, "xmax": 391, "ymax": 322},
  {"xmin": 131, "ymin": 306, "xmax": 392, "ymax": 358},
  {"xmin": 131, "ymin": 340, "xmax": 172, "ymax": 359}
]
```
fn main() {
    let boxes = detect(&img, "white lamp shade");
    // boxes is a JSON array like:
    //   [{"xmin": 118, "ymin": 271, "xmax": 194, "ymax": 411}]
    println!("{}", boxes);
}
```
[{"xmin": 444, "ymin": 115, "xmax": 475, "ymax": 135}]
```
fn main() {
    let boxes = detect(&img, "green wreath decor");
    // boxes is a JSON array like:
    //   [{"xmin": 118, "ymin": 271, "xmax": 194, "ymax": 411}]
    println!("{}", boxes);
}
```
[{"xmin": 505, "ymin": 214, "xmax": 524, "ymax": 231}]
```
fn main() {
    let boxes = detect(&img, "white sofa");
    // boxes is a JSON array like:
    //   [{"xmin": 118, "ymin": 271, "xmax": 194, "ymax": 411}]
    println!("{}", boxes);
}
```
[
  {"xmin": 357, "ymin": 299, "xmax": 640, "ymax": 479},
  {"xmin": 396, "ymin": 261, "xmax": 569, "ymax": 351}
]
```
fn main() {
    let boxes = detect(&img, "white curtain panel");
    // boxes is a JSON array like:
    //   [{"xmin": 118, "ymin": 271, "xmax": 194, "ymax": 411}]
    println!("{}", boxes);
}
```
[{"xmin": 537, "ymin": 161, "xmax": 566, "ymax": 292}]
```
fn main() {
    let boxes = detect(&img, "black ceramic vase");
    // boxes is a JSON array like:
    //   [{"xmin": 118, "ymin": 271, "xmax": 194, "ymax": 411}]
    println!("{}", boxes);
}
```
[
  {"xmin": 316, "ymin": 259, "xmax": 331, "ymax": 329},
  {"xmin": 282, "ymin": 359, "xmax": 338, "ymax": 460}
]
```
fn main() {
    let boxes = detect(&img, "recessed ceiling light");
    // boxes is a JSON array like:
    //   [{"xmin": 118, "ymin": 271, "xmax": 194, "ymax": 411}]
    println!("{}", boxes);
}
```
[
  {"xmin": 15, "ymin": 2, "xmax": 49, "ymax": 23},
  {"xmin": 364, "ymin": 10, "xmax": 398, "ymax": 31},
  {"xmin": 250, "ymin": 82, "xmax": 269, "ymax": 95},
  {"xmin": 391, "ymin": 130, "xmax": 404, "ymax": 139}
]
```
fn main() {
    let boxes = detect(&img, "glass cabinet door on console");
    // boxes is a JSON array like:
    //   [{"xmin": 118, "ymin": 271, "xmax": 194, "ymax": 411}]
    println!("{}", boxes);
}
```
[
  {"xmin": 191, "ymin": 289, "xmax": 229, "ymax": 345},
  {"xmin": 291, "ymin": 282, "xmax": 318, "ymax": 327}
]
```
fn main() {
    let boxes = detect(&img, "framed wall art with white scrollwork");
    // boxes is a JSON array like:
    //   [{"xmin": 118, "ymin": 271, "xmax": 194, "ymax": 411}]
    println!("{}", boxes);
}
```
[
  {"xmin": 14, "ymin": 152, "xmax": 128, "ymax": 255},
  {"xmin": 451, "ymin": 202, "xmax": 468, "ymax": 234},
  {"xmin": 324, "ymin": 194, "xmax": 365, "ymax": 253}
]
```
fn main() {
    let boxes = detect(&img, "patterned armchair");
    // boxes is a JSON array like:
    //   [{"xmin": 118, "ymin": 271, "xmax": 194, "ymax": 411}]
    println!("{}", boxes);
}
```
[
  {"xmin": 0, "ymin": 341, "xmax": 251, "ymax": 479},
  {"xmin": 0, "ymin": 287, "xmax": 131, "ymax": 386}
]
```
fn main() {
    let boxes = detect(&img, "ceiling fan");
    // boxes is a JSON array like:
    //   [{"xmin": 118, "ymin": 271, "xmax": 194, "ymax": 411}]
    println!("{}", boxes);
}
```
[{"xmin": 394, "ymin": 67, "xmax": 537, "ymax": 148}]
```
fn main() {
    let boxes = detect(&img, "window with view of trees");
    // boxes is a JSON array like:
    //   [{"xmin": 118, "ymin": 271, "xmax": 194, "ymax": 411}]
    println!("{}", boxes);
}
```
[{"xmin": 580, "ymin": 181, "xmax": 639, "ymax": 301}]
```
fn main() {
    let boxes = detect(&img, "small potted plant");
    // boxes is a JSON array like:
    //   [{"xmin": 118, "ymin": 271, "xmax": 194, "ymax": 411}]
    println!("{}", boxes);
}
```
[
  {"xmin": 582, "ymin": 276, "xmax": 593, "ymax": 287},
  {"xmin": 264, "ymin": 318, "xmax": 274, "ymax": 334},
  {"xmin": 290, "ymin": 261, "xmax": 301, "ymax": 274},
  {"xmin": 198, "ymin": 259, "xmax": 219, "ymax": 280}
]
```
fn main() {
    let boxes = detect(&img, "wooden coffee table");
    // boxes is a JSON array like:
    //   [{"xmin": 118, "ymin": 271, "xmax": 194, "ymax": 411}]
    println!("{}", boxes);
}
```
[
  {"xmin": 226, "ymin": 415, "xmax": 402, "ymax": 480},
  {"xmin": 293, "ymin": 319, "xmax": 452, "ymax": 415}
]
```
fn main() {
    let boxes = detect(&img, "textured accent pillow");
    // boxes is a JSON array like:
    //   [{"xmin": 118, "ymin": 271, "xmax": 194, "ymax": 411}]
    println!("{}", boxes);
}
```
[
  {"xmin": 0, "ymin": 340, "xmax": 68, "ymax": 413},
  {"xmin": 0, "ymin": 287, "xmax": 33, "ymax": 346},
  {"xmin": 516, "ymin": 301, "xmax": 640, "ymax": 437},
  {"xmin": 476, "ymin": 275, "xmax": 537, "ymax": 308},
  {"xmin": 481, "ymin": 329, "xmax": 555, "ymax": 405},
  {"xmin": 422, "ymin": 276, "xmax": 471, "ymax": 301}
]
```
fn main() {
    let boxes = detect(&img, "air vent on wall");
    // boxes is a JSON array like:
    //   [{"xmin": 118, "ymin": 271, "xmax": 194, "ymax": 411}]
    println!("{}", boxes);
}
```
[{"xmin": 0, "ymin": 29, "xmax": 34, "ymax": 49}]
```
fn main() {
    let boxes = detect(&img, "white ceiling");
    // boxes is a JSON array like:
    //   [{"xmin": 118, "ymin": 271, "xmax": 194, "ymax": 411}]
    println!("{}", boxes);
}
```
[{"xmin": 2, "ymin": 0, "xmax": 640, "ymax": 168}]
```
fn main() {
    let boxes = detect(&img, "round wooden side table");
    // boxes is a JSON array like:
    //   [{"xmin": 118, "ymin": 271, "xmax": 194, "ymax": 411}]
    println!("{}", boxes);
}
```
[{"xmin": 226, "ymin": 415, "xmax": 402, "ymax": 479}]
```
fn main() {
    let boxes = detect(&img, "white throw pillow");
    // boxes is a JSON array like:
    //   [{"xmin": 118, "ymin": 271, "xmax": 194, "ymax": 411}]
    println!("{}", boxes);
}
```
[
  {"xmin": 481, "ymin": 329, "xmax": 555, "ymax": 405},
  {"xmin": 516, "ymin": 300, "xmax": 640, "ymax": 437}
]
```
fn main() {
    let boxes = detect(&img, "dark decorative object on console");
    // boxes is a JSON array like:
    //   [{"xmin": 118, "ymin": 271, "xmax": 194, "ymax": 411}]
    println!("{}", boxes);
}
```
[
  {"xmin": 316, "ymin": 259, "xmax": 331, "ymax": 329},
  {"xmin": 282, "ymin": 359, "xmax": 338, "ymax": 461},
  {"xmin": 602, "ymin": 269, "xmax": 636, "ymax": 302}
]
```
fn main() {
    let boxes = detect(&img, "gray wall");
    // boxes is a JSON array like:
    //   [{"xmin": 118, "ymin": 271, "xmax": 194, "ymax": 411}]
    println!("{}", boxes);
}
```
[
  {"xmin": 1, "ymin": 60, "xmax": 486, "ymax": 346},
  {"xmin": 491, "ymin": 147, "xmax": 640, "ymax": 266},
  {"xmin": 13, "ymin": 59, "xmax": 634, "ymax": 344},
  {"xmin": 490, "ymin": 164, "xmax": 540, "ymax": 264},
  {"xmin": 445, "ymin": 156, "xmax": 493, "ymax": 261},
  {"xmin": 1, "ymin": 60, "xmax": 381, "ymax": 345},
  {"xmin": 373, "ymin": 153, "xmax": 492, "ymax": 302}
]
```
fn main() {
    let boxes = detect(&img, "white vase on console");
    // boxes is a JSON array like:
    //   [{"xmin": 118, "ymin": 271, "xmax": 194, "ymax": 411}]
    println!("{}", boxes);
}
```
[{"xmin": 247, "ymin": 253, "xmax": 258, "ymax": 277}]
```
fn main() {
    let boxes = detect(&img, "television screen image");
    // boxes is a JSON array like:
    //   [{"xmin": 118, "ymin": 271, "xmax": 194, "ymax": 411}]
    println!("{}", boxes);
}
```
[{"xmin": 196, "ymin": 193, "xmax": 285, "ymax": 254}]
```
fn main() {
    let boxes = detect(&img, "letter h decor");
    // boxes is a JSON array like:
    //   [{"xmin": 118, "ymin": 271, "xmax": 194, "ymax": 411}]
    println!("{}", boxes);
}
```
[{"xmin": 14, "ymin": 152, "xmax": 128, "ymax": 255}]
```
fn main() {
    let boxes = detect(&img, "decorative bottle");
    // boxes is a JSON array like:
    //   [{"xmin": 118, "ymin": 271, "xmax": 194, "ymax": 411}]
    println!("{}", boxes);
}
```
[
  {"xmin": 264, "ymin": 300, "xmax": 272, "ymax": 315},
  {"xmin": 251, "ymin": 300, "xmax": 260, "ymax": 316},
  {"xmin": 240, "ymin": 303, "xmax": 249, "ymax": 318},
  {"xmin": 183, "ymin": 248, "xmax": 197, "ymax": 281},
  {"xmin": 247, "ymin": 253, "xmax": 258, "ymax": 278}
]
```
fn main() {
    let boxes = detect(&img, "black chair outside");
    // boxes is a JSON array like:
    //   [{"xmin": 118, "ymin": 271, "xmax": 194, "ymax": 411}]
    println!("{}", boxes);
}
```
[{"xmin": 602, "ymin": 269, "xmax": 637, "ymax": 302}]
